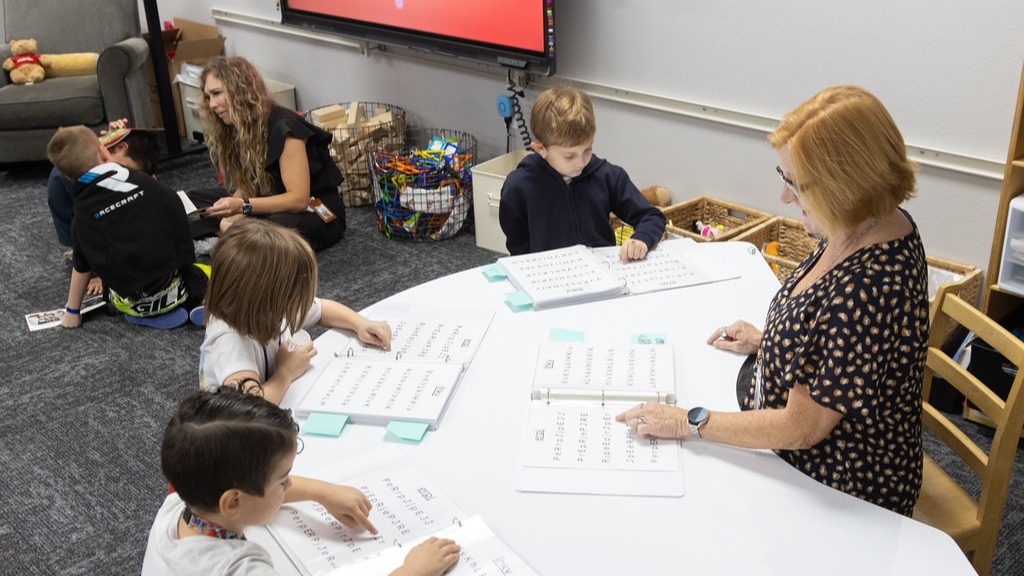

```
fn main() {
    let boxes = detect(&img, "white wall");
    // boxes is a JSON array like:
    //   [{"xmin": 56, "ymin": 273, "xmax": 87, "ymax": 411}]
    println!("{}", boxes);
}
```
[{"xmin": 136, "ymin": 0, "xmax": 1024, "ymax": 276}]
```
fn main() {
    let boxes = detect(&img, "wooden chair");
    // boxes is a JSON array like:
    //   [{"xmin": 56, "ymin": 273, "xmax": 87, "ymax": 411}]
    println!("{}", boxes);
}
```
[{"xmin": 914, "ymin": 286, "xmax": 1024, "ymax": 576}]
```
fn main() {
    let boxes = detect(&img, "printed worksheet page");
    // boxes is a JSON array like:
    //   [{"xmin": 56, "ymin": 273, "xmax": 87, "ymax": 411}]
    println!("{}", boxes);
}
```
[
  {"xmin": 268, "ymin": 460, "xmax": 466, "ymax": 576},
  {"xmin": 532, "ymin": 342, "xmax": 675, "ymax": 393},
  {"xmin": 335, "ymin": 515, "xmax": 538, "ymax": 576},
  {"xmin": 343, "ymin": 304, "xmax": 494, "ymax": 369},
  {"xmin": 520, "ymin": 403, "xmax": 678, "ymax": 472},
  {"xmin": 296, "ymin": 357, "xmax": 462, "ymax": 427},
  {"xmin": 498, "ymin": 245, "xmax": 623, "ymax": 309}
]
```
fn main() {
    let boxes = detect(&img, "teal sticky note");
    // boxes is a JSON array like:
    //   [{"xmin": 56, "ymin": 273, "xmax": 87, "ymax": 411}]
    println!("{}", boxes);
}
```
[
  {"xmin": 632, "ymin": 333, "xmax": 669, "ymax": 345},
  {"xmin": 386, "ymin": 421, "xmax": 429, "ymax": 443},
  {"xmin": 505, "ymin": 291, "xmax": 533, "ymax": 310},
  {"xmin": 550, "ymin": 327, "xmax": 585, "ymax": 342},
  {"xmin": 481, "ymin": 263, "xmax": 507, "ymax": 281},
  {"xmin": 303, "ymin": 412, "xmax": 349, "ymax": 437}
]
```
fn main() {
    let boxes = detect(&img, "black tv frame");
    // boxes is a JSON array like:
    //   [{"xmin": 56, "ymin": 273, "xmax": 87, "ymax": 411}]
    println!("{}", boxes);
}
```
[{"xmin": 279, "ymin": 1, "xmax": 556, "ymax": 77}]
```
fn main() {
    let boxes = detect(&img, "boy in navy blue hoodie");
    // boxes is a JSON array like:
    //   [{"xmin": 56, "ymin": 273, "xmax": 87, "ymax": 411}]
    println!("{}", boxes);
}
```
[{"xmin": 499, "ymin": 86, "xmax": 666, "ymax": 261}]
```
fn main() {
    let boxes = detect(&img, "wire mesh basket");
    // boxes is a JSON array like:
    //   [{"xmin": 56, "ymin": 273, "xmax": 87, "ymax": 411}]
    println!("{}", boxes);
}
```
[
  {"xmin": 368, "ymin": 128, "xmax": 477, "ymax": 241},
  {"xmin": 305, "ymin": 101, "xmax": 407, "ymax": 207}
]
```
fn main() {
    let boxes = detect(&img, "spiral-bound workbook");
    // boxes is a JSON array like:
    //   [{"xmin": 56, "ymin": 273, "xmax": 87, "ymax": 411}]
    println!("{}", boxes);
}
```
[
  {"xmin": 495, "ymin": 239, "xmax": 736, "ymax": 310},
  {"xmin": 515, "ymin": 341, "xmax": 684, "ymax": 497},
  {"xmin": 293, "ymin": 306, "xmax": 494, "ymax": 429},
  {"xmin": 268, "ymin": 451, "xmax": 537, "ymax": 576}
]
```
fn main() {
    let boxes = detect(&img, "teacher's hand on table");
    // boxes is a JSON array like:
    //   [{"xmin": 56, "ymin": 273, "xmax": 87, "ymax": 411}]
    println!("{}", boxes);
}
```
[
  {"xmin": 707, "ymin": 320, "xmax": 762, "ymax": 355},
  {"xmin": 618, "ymin": 238, "xmax": 649, "ymax": 262},
  {"xmin": 616, "ymin": 402, "xmax": 688, "ymax": 439},
  {"xmin": 316, "ymin": 484, "xmax": 378, "ymax": 534}
]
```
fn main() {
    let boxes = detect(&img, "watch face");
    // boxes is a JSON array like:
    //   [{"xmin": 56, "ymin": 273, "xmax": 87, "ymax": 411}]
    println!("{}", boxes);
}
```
[{"xmin": 688, "ymin": 406, "xmax": 709, "ymax": 425}]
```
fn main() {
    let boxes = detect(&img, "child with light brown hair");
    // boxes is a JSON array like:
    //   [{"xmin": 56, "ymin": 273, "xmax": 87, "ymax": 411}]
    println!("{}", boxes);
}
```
[
  {"xmin": 199, "ymin": 218, "xmax": 391, "ymax": 404},
  {"xmin": 498, "ymin": 86, "xmax": 666, "ymax": 261}
]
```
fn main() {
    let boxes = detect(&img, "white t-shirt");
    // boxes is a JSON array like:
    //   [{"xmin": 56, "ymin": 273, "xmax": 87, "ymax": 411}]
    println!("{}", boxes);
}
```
[
  {"xmin": 141, "ymin": 492, "xmax": 279, "ymax": 576},
  {"xmin": 200, "ymin": 298, "xmax": 323, "ymax": 390}
]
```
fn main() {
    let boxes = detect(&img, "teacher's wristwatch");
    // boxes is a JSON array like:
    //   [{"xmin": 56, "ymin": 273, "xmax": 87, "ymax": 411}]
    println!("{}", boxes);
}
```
[
  {"xmin": 687, "ymin": 406, "xmax": 710, "ymax": 439},
  {"xmin": 241, "ymin": 197, "xmax": 252, "ymax": 215}
]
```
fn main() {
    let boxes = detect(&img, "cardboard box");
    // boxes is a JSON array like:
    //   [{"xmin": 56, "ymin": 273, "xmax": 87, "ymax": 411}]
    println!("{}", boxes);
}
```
[{"xmin": 145, "ymin": 18, "xmax": 225, "ymax": 137}]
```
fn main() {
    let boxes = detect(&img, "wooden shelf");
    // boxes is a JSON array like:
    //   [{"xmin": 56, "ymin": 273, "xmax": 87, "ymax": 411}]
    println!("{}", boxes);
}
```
[{"xmin": 985, "ymin": 62, "xmax": 1024, "ymax": 316}]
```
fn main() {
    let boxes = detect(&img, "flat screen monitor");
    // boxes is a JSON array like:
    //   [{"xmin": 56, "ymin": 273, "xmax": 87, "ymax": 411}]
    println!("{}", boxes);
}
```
[{"xmin": 280, "ymin": 0, "xmax": 556, "ymax": 76}]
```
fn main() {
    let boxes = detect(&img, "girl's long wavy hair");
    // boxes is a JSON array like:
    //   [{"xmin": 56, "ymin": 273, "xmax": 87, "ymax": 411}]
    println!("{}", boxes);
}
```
[{"xmin": 200, "ymin": 56, "xmax": 276, "ymax": 197}]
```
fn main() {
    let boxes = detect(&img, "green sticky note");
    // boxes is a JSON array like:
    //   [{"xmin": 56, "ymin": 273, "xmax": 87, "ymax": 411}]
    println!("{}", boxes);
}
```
[
  {"xmin": 550, "ymin": 327, "xmax": 585, "ymax": 342},
  {"xmin": 505, "ymin": 291, "xmax": 533, "ymax": 311},
  {"xmin": 303, "ymin": 412, "xmax": 349, "ymax": 437},
  {"xmin": 632, "ymin": 333, "xmax": 669, "ymax": 345},
  {"xmin": 386, "ymin": 421, "xmax": 429, "ymax": 443},
  {"xmin": 482, "ymin": 263, "xmax": 507, "ymax": 281}
]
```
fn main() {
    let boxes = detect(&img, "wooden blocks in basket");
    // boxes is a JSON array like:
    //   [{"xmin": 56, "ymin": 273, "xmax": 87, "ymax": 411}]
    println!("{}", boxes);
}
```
[
  {"xmin": 306, "ymin": 102, "xmax": 408, "ymax": 207},
  {"xmin": 662, "ymin": 195, "xmax": 770, "ymax": 242}
]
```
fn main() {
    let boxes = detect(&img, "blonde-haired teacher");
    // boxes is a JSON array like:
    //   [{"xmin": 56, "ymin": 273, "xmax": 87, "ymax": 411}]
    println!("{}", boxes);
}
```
[
  {"xmin": 197, "ymin": 56, "xmax": 347, "ymax": 252},
  {"xmin": 618, "ymin": 85, "xmax": 929, "ymax": 517}
]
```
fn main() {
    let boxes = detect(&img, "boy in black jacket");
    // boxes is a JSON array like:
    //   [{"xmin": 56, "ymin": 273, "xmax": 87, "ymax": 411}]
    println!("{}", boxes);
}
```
[
  {"xmin": 498, "ymin": 86, "xmax": 666, "ymax": 261},
  {"xmin": 47, "ymin": 126, "xmax": 205, "ymax": 330}
]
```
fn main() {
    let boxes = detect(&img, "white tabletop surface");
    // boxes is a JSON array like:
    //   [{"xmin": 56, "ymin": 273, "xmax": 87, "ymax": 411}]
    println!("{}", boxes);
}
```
[{"xmin": 250, "ymin": 241, "xmax": 974, "ymax": 576}]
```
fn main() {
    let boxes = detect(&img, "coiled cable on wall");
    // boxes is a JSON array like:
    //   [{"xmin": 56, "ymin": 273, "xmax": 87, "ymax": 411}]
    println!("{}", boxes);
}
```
[{"xmin": 507, "ymin": 70, "xmax": 532, "ymax": 150}]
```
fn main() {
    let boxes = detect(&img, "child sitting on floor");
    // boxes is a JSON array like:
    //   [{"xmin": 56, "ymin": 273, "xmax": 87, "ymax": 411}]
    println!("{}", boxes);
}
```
[
  {"xmin": 199, "ymin": 218, "xmax": 391, "ymax": 404},
  {"xmin": 142, "ymin": 386, "xmax": 461, "ymax": 575},
  {"xmin": 47, "ymin": 125, "xmax": 206, "ymax": 330}
]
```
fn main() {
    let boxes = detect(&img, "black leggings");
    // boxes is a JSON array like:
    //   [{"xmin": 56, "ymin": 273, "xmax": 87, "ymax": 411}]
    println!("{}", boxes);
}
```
[{"xmin": 184, "ymin": 187, "xmax": 347, "ymax": 251}]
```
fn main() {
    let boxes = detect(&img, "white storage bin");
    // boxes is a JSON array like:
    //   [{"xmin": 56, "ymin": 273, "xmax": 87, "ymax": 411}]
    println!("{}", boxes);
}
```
[
  {"xmin": 998, "ymin": 195, "xmax": 1024, "ymax": 296},
  {"xmin": 470, "ymin": 149, "xmax": 532, "ymax": 254}
]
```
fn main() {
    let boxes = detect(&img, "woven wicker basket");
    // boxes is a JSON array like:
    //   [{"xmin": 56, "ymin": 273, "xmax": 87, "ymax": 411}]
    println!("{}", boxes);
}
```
[
  {"xmin": 663, "ymin": 195, "xmax": 770, "ymax": 242},
  {"xmin": 734, "ymin": 216, "xmax": 818, "ymax": 261},
  {"xmin": 927, "ymin": 255, "xmax": 982, "ymax": 345}
]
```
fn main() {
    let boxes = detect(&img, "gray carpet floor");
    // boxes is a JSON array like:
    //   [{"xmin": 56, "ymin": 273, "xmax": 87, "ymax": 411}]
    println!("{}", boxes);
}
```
[{"xmin": 0, "ymin": 153, "xmax": 1020, "ymax": 575}]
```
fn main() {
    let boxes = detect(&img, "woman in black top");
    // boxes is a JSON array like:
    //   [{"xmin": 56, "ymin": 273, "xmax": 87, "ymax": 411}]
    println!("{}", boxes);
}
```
[{"xmin": 198, "ymin": 56, "xmax": 346, "ymax": 251}]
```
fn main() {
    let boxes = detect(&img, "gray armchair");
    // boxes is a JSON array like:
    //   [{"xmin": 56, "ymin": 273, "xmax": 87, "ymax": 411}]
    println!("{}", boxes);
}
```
[{"xmin": 0, "ymin": 0, "xmax": 153, "ymax": 164}]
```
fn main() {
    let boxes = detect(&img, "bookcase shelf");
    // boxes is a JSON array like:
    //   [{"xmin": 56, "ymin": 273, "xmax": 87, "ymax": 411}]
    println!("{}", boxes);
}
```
[{"xmin": 984, "ymin": 62, "xmax": 1024, "ymax": 321}]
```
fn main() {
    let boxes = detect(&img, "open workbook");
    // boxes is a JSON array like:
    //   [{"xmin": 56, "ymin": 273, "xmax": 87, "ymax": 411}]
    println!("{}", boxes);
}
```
[
  {"xmin": 514, "ymin": 341, "xmax": 684, "ymax": 497},
  {"xmin": 293, "ymin": 305, "xmax": 494, "ymax": 429},
  {"xmin": 495, "ymin": 239, "xmax": 737, "ymax": 310},
  {"xmin": 267, "ymin": 452, "xmax": 536, "ymax": 576}
]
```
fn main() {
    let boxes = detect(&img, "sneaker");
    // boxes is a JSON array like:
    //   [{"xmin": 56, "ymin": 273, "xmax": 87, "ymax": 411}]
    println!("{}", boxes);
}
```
[
  {"xmin": 124, "ymin": 307, "xmax": 188, "ymax": 330},
  {"xmin": 189, "ymin": 306, "xmax": 205, "ymax": 326},
  {"xmin": 63, "ymin": 248, "xmax": 74, "ymax": 262},
  {"xmin": 193, "ymin": 236, "xmax": 219, "ymax": 257}
]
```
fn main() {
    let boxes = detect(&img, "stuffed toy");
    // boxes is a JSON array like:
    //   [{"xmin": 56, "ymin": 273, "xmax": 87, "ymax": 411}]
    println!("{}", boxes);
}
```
[
  {"xmin": 40, "ymin": 52, "xmax": 98, "ymax": 78},
  {"xmin": 3, "ymin": 39, "xmax": 45, "ymax": 84},
  {"xmin": 639, "ymin": 184, "xmax": 671, "ymax": 208},
  {"xmin": 2, "ymin": 39, "xmax": 98, "ymax": 85}
]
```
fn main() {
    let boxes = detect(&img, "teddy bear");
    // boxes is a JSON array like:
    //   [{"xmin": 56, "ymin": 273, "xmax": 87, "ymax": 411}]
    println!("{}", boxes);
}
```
[
  {"xmin": 639, "ymin": 185, "xmax": 671, "ymax": 208},
  {"xmin": 3, "ymin": 39, "xmax": 45, "ymax": 85}
]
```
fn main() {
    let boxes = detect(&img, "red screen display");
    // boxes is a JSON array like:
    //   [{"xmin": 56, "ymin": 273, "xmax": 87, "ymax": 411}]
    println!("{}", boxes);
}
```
[{"xmin": 286, "ymin": 0, "xmax": 546, "ymax": 53}]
